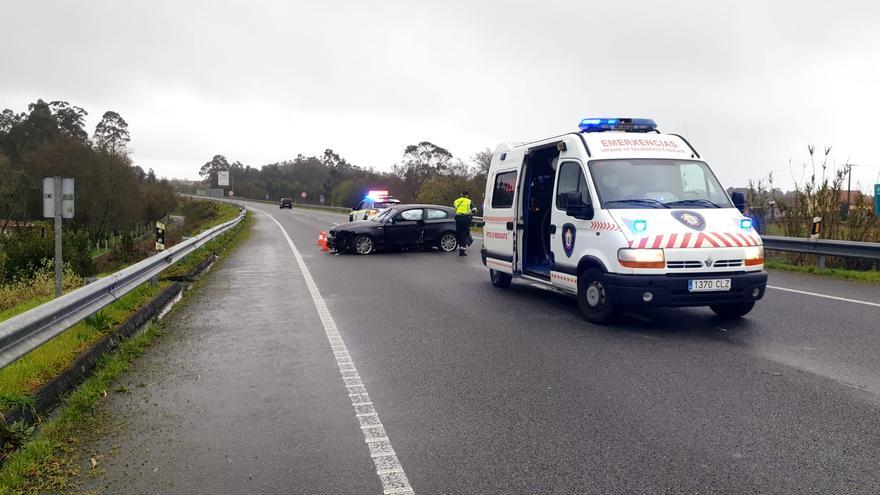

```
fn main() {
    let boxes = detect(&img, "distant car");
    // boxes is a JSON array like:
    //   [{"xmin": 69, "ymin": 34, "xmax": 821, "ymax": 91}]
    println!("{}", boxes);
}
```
[
  {"xmin": 328, "ymin": 204, "xmax": 459, "ymax": 255},
  {"xmin": 280, "ymin": 198, "xmax": 293, "ymax": 209},
  {"xmin": 349, "ymin": 195, "xmax": 401, "ymax": 221}
]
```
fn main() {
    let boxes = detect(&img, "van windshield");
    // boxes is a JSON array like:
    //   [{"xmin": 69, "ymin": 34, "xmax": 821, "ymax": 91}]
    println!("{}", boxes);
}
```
[{"xmin": 588, "ymin": 159, "xmax": 732, "ymax": 209}]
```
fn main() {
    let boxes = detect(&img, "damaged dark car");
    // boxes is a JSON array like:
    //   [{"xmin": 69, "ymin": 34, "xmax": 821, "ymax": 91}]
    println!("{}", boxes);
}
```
[{"xmin": 327, "ymin": 204, "xmax": 460, "ymax": 255}]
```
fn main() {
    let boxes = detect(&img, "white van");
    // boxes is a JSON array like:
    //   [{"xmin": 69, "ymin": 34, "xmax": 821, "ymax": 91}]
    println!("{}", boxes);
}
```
[{"xmin": 480, "ymin": 118, "xmax": 767, "ymax": 323}]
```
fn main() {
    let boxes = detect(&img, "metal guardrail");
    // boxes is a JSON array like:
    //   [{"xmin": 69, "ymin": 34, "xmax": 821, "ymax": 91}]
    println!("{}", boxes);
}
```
[
  {"xmin": 0, "ymin": 208, "xmax": 246, "ymax": 369},
  {"xmin": 762, "ymin": 235, "xmax": 880, "ymax": 268}
]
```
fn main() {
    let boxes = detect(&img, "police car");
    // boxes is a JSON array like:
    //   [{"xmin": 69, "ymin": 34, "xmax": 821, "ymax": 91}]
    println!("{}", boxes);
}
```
[
  {"xmin": 480, "ymin": 118, "xmax": 767, "ymax": 324},
  {"xmin": 349, "ymin": 190, "xmax": 401, "ymax": 221}
]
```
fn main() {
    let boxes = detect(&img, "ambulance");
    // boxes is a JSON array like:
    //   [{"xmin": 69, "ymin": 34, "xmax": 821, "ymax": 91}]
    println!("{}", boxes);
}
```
[{"xmin": 480, "ymin": 118, "xmax": 767, "ymax": 324}]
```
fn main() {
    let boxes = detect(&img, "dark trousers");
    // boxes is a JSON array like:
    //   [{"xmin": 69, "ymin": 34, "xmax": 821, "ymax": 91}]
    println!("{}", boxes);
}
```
[{"xmin": 455, "ymin": 214, "xmax": 471, "ymax": 250}]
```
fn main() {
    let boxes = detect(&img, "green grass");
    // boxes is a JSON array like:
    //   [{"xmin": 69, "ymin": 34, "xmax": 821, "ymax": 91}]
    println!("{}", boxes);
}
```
[
  {"xmin": 765, "ymin": 259, "xmax": 880, "ymax": 283},
  {"xmin": 0, "ymin": 322, "xmax": 164, "ymax": 494},
  {"xmin": 0, "ymin": 282, "xmax": 167, "ymax": 408}
]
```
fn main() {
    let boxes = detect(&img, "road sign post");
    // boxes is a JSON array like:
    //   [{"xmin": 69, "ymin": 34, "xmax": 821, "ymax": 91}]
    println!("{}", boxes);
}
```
[
  {"xmin": 43, "ymin": 177, "xmax": 74, "ymax": 297},
  {"xmin": 874, "ymin": 184, "xmax": 880, "ymax": 216}
]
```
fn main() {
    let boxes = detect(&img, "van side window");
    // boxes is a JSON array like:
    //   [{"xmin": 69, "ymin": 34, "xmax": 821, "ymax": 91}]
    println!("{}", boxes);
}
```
[
  {"xmin": 555, "ymin": 162, "xmax": 589, "ymax": 209},
  {"xmin": 491, "ymin": 171, "xmax": 517, "ymax": 208}
]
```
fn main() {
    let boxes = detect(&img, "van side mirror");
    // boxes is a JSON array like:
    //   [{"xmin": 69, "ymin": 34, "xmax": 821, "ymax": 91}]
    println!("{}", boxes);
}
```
[
  {"xmin": 565, "ymin": 191, "xmax": 594, "ymax": 220},
  {"xmin": 731, "ymin": 192, "xmax": 746, "ymax": 213}
]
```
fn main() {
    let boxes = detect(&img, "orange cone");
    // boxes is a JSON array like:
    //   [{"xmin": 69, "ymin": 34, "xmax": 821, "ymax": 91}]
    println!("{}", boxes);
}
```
[{"xmin": 318, "ymin": 231, "xmax": 329, "ymax": 252}]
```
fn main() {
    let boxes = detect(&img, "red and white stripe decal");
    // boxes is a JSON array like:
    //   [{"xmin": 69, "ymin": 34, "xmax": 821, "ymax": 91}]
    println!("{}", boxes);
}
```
[
  {"xmin": 550, "ymin": 271, "xmax": 577, "ymax": 285},
  {"xmin": 589, "ymin": 220, "xmax": 622, "ymax": 232},
  {"xmin": 630, "ymin": 232, "xmax": 761, "ymax": 249}
]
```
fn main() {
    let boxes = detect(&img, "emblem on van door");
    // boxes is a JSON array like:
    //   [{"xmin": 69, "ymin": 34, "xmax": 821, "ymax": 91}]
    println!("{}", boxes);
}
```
[
  {"xmin": 562, "ymin": 223, "xmax": 576, "ymax": 258},
  {"xmin": 671, "ymin": 210, "xmax": 706, "ymax": 231}
]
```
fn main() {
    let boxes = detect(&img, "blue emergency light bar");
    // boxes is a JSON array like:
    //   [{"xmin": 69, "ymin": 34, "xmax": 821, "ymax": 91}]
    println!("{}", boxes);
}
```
[{"xmin": 579, "ymin": 118, "xmax": 657, "ymax": 133}]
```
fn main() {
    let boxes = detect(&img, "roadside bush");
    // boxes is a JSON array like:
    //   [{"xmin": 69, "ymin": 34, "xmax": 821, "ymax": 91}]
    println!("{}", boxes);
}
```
[
  {"xmin": 110, "ymin": 232, "xmax": 138, "ymax": 264},
  {"xmin": 0, "ymin": 231, "xmax": 53, "ymax": 282},
  {"xmin": 178, "ymin": 199, "xmax": 219, "ymax": 232},
  {"xmin": 0, "ymin": 260, "xmax": 80, "ymax": 313},
  {"xmin": 0, "ymin": 229, "xmax": 94, "ymax": 283},
  {"xmin": 749, "ymin": 145, "xmax": 880, "ymax": 270}
]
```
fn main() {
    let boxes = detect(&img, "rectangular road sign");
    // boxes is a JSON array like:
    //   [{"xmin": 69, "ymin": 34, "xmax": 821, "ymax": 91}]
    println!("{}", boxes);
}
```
[
  {"xmin": 218, "ymin": 171, "xmax": 230, "ymax": 186},
  {"xmin": 43, "ymin": 177, "xmax": 75, "ymax": 218}
]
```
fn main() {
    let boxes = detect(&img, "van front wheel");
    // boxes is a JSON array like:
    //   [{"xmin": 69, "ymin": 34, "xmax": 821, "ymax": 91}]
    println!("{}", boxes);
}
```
[
  {"xmin": 709, "ymin": 302, "xmax": 755, "ymax": 318},
  {"xmin": 577, "ymin": 269, "xmax": 616, "ymax": 324},
  {"xmin": 490, "ymin": 269, "xmax": 512, "ymax": 288}
]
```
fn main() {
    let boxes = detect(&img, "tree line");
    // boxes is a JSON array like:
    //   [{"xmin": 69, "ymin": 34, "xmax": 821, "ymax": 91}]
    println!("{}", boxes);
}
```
[
  {"xmin": 0, "ymin": 99, "xmax": 177, "ymax": 281},
  {"xmin": 188, "ymin": 142, "xmax": 494, "ymax": 211}
]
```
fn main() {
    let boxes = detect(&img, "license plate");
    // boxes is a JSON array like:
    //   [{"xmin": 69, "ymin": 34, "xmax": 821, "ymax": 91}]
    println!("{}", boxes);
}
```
[{"xmin": 688, "ymin": 278, "xmax": 731, "ymax": 292}]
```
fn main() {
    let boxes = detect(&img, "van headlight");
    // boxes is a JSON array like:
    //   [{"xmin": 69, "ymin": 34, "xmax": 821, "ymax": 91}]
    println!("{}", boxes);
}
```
[
  {"xmin": 618, "ymin": 248, "xmax": 665, "ymax": 268},
  {"xmin": 743, "ymin": 246, "xmax": 764, "ymax": 266}
]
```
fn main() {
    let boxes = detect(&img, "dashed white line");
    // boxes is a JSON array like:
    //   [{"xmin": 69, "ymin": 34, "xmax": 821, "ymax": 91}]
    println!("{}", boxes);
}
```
[
  {"xmin": 767, "ymin": 285, "xmax": 880, "ymax": 308},
  {"xmin": 257, "ymin": 208, "xmax": 415, "ymax": 495}
]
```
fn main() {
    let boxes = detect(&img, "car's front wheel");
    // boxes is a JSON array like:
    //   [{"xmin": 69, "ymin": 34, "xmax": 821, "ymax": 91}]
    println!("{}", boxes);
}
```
[
  {"xmin": 710, "ymin": 302, "xmax": 755, "ymax": 318},
  {"xmin": 353, "ymin": 235, "xmax": 375, "ymax": 255},
  {"xmin": 438, "ymin": 232, "xmax": 458, "ymax": 252},
  {"xmin": 577, "ymin": 269, "xmax": 617, "ymax": 324}
]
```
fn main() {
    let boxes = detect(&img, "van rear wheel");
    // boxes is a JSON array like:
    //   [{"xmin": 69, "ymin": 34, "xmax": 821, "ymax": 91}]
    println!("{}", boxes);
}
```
[
  {"xmin": 577, "ymin": 269, "xmax": 617, "ymax": 324},
  {"xmin": 490, "ymin": 269, "xmax": 512, "ymax": 288}
]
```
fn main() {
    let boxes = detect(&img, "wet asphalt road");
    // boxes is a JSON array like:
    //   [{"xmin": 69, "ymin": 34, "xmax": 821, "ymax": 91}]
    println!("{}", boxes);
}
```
[{"xmin": 81, "ymin": 201, "xmax": 880, "ymax": 494}]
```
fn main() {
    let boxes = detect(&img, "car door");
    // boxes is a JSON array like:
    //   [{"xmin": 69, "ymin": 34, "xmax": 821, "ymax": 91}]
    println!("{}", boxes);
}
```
[
  {"xmin": 384, "ymin": 208, "xmax": 424, "ymax": 246},
  {"xmin": 423, "ymin": 208, "xmax": 452, "ymax": 244},
  {"xmin": 550, "ymin": 160, "xmax": 593, "ymax": 289}
]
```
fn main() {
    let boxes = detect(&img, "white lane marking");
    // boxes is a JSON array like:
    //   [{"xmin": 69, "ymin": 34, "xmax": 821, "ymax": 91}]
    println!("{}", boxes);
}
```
[
  {"xmin": 767, "ymin": 285, "xmax": 880, "ymax": 308},
  {"xmin": 256, "ymin": 208, "xmax": 415, "ymax": 495}
]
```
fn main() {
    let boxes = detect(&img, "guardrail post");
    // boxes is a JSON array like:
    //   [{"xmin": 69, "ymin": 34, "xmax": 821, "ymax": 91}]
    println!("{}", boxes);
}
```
[{"xmin": 817, "ymin": 255, "xmax": 826, "ymax": 270}]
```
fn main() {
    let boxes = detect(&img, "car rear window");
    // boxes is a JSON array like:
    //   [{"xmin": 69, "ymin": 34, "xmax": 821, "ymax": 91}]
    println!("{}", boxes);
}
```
[{"xmin": 426, "ymin": 209, "xmax": 448, "ymax": 219}]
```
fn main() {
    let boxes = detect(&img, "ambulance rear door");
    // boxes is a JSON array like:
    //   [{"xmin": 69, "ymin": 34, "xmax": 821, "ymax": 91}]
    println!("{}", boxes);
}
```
[{"xmin": 483, "ymin": 153, "xmax": 523, "ymax": 274}]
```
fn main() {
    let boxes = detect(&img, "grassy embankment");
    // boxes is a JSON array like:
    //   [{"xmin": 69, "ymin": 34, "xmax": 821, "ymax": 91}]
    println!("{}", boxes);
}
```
[
  {"xmin": 0, "ymin": 209, "xmax": 252, "ymax": 495},
  {"xmin": 764, "ymin": 259, "xmax": 880, "ymax": 284}
]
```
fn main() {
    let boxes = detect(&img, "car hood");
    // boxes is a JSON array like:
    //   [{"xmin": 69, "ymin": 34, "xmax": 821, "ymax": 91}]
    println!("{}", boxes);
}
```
[
  {"xmin": 331, "ymin": 220, "xmax": 380, "ymax": 232},
  {"xmin": 606, "ymin": 207, "xmax": 762, "ymax": 248}
]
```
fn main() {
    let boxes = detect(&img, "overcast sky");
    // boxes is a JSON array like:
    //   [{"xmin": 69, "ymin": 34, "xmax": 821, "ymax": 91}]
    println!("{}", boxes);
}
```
[{"xmin": 2, "ymin": 0, "xmax": 879, "ymax": 191}]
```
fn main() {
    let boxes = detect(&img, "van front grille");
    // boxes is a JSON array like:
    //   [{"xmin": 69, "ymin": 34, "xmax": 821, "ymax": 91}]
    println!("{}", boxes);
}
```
[
  {"xmin": 712, "ymin": 259, "xmax": 743, "ymax": 268},
  {"xmin": 667, "ymin": 261, "xmax": 702, "ymax": 269},
  {"xmin": 667, "ymin": 259, "xmax": 743, "ymax": 269}
]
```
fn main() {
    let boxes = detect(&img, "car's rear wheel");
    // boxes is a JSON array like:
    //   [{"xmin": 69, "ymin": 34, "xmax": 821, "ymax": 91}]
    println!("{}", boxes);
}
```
[
  {"xmin": 710, "ymin": 302, "xmax": 755, "ymax": 318},
  {"xmin": 438, "ymin": 232, "xmax": 458, "ymax": 252},
  {"xmin": 490, "ymin": 269, "xmax": 512, "ymax": 288},
  {"xmin": 577, "ymin": 269, "xmax": 616, "ymax": 324},
  {"xmin": 353, "ymin": 235, "xmax": 374, "ymax": 255}
]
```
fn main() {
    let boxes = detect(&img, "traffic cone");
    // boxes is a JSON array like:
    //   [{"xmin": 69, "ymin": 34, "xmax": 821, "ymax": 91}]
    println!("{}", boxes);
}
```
[{"xmin": 318, "ymin": 231, "xmax": 329, "ymax": 252}]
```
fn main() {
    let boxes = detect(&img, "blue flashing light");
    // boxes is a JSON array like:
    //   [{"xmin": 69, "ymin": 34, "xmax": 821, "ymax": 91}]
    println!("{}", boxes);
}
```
[
  {"xmin": 579, "ymin": 117, "xmax": 657, "ymax": 133},
  {"xmin": 633, "ymin": 219, "xmax": 648, "ymax": 232},
  {"xmin": 740, "ymin": 218, "xmax": 753, "ymax": 230}
]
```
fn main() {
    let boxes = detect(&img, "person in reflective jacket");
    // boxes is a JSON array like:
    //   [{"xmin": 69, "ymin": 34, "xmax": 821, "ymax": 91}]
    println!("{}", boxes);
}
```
[{"xmin": 453, "ymin": 191, "xmax": 477, "ymax": 256}]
